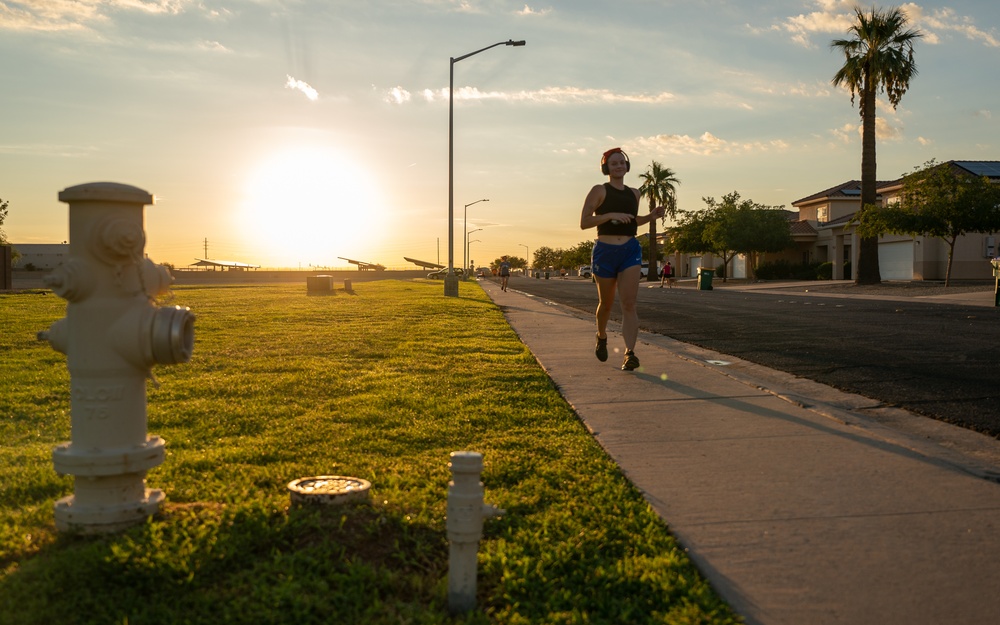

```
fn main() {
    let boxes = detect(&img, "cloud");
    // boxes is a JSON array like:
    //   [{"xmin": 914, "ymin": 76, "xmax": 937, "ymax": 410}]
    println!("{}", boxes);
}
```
[
  {"xmin": 917, "ymin": 136, "xmax": 933, "ymax": 146},
  {"xmin": 829, "ymin": 117, "xmax": 904, "ymax": 143},
  {"xmin": 0, "ymin": 142, "xmax": 98, "ymax": 157},
  {"xmin": 285, "ymin": 75, "xmax": 318, "ymax": 101},
  {"xmin": 401, "ymin": 85, "xmax": 675, "ymax": 105},
  {"xmin": 0, "ymin": 0, "xmax": 191, "ymax": 32},
  {"xmin": 198, "ymin": 40, "xmax": 230, "ymax": 53},
  {"xmin": 764, "ymin": 1, "xmax": 998, "ymax": 49},
  {"xmin": 385, "ymin": 86, "xmax": 412, "ymax": 105},
  {"xmin": 871, "ymin": 117, "xmax": 903, "ymax": 141},
  {"xmin": 902, "ymin": 4, "xmax": 1000, "ymax": 47},
  {"xmin": 632, "ymin": 132, "xmax": 790, "ymax": 157},
  {"xmin": 517, "ymin": 4, "xmax": 551, "ymax": 16},
  {"xmin": 830, "ymin": 122, "xmax": 857, "ymax": 144},
  {"xmin": 757, "ymin": 0, "xmax": 855, "ymax": 48},
  {"xmin": 974, "ymin": 110, "xmax": 992, "ymax": 120}
]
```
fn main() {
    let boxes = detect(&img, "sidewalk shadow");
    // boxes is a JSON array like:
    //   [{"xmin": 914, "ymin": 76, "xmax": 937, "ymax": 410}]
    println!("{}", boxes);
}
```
[{"xmin": 631, "ymin": 370, "xmax": 1000, "ymax": 483}]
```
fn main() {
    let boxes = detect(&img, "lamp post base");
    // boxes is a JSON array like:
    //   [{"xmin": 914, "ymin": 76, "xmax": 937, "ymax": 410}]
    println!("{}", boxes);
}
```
[{"xmin": 444, "ymin": 274, "xmax": 459, "ymax": 297}]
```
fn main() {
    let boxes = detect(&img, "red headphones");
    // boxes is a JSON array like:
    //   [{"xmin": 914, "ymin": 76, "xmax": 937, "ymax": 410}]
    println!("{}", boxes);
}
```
[{"xmin": 601, "ymin": 148, "xmax": 630, "ymax": 175}]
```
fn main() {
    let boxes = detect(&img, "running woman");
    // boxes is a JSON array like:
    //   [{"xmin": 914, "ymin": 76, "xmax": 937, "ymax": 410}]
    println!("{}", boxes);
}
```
[
  {"xmin": 579, "ymin": 148, "xmax": 665, "ymax": 371},
  {"xmin": 498, "ymin": 256, "xmax": 511, "ymax": 292}
]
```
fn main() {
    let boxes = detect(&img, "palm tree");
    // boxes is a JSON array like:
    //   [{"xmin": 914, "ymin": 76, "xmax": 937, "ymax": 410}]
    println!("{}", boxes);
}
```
[
  {"xmin": 637, "ymin": 162, "xmax": 680, "ymax": 282},
  {"xmin": 831, "ymin": 5, "xmax": 922, "ymax": 285}
]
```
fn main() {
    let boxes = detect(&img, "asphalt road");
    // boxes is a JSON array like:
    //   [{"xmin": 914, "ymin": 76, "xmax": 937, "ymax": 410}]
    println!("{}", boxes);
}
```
[{"xmin": 500, "ymin": 276, "xmax": 1000, "ymax": 438}]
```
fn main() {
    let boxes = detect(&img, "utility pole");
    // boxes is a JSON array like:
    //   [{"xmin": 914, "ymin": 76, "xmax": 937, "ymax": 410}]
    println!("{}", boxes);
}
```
[{"xmin": 203, "ymin": 238, "xmax": 209, "ymax": 258}]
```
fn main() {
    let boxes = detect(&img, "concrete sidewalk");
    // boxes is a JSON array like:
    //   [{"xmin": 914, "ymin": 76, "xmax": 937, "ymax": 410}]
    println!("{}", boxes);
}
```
[{"xmin": 481, "ymin": 279, "xmax": 1000, "ymax": 625}]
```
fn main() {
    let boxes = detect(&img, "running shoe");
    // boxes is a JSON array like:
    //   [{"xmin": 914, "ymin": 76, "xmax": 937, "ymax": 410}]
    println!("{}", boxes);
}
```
[
  {"xmin": 621, "ymin": 350, "xmax": 640, "ymax": 371},
  {"xmin": 595, "ymin": 334, "xmax": 608, "ymax": 362}
]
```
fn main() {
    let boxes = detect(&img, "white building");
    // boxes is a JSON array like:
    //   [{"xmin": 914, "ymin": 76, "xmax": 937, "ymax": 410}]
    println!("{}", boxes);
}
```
[{"xmin": 11, "ymin": 244, "xmax": 69, "ymax": 270}]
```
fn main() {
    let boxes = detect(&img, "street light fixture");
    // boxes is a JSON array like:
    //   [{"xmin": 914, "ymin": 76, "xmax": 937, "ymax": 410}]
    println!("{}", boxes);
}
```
[
  {"xmin": 463, "ymin": 199, "xmax": 489, "ymax": 275},
  {"xmin": 520, "ymin": 243, "xmax": 529, "ymax": 272},
  {"xmin": 445, "ymin": 39, "xmax": 526, "ymax": 297},
  {"xmin": 466, "ymin": 228, "xmax": 482, "ymax": 274}
]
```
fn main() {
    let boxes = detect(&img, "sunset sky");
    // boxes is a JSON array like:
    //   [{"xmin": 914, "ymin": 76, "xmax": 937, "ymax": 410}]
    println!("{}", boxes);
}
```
[{"xmin": 2, "ymin": 0, "xmax": 997, "ymax": 270}]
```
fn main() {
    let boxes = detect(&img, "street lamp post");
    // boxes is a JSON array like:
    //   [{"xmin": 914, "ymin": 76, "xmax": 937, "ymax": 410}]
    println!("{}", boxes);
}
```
[
  {"xmin": 520, "ymin": 243, "xmax": 529, "ymax": 275},
  {"xmin": 445, "ymin": 39, "xmax": 525, "ymax": 297},
  {"xmin": 466, "ymin": 228, "xmax": 482, "ymax": 276},
  {"xmin": 463, "ymin": 199, "xmax": 488, "ymax": 277},
  {"xmin": 468, "ymin": 239, "xmax": 481, "ymax": 273}
]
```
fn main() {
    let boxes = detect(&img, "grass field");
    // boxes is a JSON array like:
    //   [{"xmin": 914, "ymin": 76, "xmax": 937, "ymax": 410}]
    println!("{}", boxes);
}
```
[{"xmin": 0, "ymin": 280, "xmax": 740, "ymax": 624}]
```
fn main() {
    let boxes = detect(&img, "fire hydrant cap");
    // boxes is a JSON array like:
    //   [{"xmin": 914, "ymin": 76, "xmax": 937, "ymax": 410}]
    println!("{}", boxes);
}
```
[{"xmin": 58, "ymin": 182, "xmax": 154, "ymax": 206}]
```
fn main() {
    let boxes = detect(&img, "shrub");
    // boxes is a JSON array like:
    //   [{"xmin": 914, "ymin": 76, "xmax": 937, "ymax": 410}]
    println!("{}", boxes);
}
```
[
  {"xmin": 816, "ymin": 262, "xmax": 833, "ymax": 280},
  {"xmin": 754, "ymin": 260, "xmax": 825, "ymax": 281}
]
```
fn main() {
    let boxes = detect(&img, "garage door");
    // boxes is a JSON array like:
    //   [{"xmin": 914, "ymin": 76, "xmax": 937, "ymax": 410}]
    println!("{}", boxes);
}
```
[{"xmin": 878, "ymin": 241, "xmax": 914, "ymax": 280}]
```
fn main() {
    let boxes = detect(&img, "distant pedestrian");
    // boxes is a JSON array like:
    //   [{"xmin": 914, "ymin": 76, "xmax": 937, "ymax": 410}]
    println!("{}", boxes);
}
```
[
  {"xmin": 499, "ymin": 256, "xmax": 511, "ymax": 292},
  {"xmin": 659, "ymin": 260, "xmax": 674, "ymax": 288},
  {"xmin": 580, "ymin": 147, "xmax": 666, "ymax": 371}
]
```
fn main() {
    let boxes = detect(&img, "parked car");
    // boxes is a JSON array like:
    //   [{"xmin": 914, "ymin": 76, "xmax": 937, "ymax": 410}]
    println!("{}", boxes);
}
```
[
  {"xmin": 640, "ymin": 263, "xmax": 649, "ymax": 278},
  {"xmin": 579, "ymin": 265, "xmax": 592, "ymax": 278},
  {"xmin": 427, "ymin": 267, "xmax": 464, "ymax": 279}
]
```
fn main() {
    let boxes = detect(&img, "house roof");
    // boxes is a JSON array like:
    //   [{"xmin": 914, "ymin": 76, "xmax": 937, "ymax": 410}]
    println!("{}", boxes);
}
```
[
  {"xmin": 789, "ymin": 220, "xmax": 817, "ymax": 236},
  {"xmin": 949, "ymin": 161, "xmax": 1000, "ymax": 179},
  {"xmin": 795, "ymin": 161, "xmax": 1000, "ymax": 207},
  {"xmin": 792, "ymin": 180, "xmax": 897, "ymax": 205},
  {"xmin": 822, "ymin": 213, "xmax": 856, "ymax": 227}
]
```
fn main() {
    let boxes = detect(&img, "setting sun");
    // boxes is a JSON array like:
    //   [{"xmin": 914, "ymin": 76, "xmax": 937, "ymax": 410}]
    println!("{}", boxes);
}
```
[{"xmin": 238, "ymin": 145, "xmax": 381, "ymax": 268}]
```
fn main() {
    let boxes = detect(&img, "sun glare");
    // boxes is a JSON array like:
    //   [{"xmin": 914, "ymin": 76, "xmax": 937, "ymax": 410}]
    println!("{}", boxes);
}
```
[{"xmin": 239, "ymin": 146, "xmax": 380, "ymax": 268}]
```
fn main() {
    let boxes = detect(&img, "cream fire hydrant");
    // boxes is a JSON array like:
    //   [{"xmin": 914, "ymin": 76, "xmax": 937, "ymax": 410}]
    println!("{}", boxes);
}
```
[
  {"xmin": 447, "ymin": 451, "xmax": 504, "ymax": 614},
  {"xmin": 38, "ymin": 182, "xmax": 195, "ymax": 533}
]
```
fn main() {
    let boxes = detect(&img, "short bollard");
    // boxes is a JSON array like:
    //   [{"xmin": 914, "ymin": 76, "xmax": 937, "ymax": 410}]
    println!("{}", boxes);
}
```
[
  {"xmin": 447, "ymin": 451, "xmax": 504, "ymax": 614},
  {"xmin": 37, "ymin": 182, "xmax": 195, "ymax": 533}
]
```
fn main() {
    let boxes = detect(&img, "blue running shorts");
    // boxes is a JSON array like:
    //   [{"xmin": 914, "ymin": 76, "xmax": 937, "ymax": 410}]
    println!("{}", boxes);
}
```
[{"xmin": 591, "ymin": 238, "xmax": 642, "ymax": 279}]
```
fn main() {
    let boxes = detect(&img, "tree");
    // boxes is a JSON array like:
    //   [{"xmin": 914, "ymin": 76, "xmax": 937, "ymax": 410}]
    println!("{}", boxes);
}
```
[
  {"xmin": 492, "ymin": 256, "xmax": 527, "ymax": 272},
  {"xmin": 532, "ymin": 246, "xmax": 562, "ymax": 271},
  {"xmin": 673, "ymin": 192, "xmax": 791, "ymax": 282},
  {"xmin": 562, "ymin": 240, "xmax": 594, "ymax": 269},
  {"xmin": 0, "ymin": 197, "xmax": 18, "ymax": 265},
  {"xmin": 855, "ymin": 160, "xmax": 1000, "ymax": 285},
  {"xmin": 0, "ymin": 197, "xmax": 9, "ymax": 246},
  {"xmin": 637, "ymin": 162, "xmax": 680, "ymax": 281},
  {"xmin": 831, "ymin": 5, "xmax": 922, "ymax": 285},
  {"xmin": 737, "ymin": 205, "xmax": 795, "ymax": 280}
]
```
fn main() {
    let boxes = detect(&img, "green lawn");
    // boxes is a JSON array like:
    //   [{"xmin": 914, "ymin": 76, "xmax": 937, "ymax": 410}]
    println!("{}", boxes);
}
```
[{"xmin": 0, "ymin": 280, "xmax": 740, "ymax": 625}]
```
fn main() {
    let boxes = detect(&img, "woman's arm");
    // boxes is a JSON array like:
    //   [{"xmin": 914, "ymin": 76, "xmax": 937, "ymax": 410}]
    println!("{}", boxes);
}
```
[
  {"xmin": 635, "ymin": 202, "xmax": 666, "ymax": 227},
  {"xmin": 632, "ymin": 188, "xmax": 667, "ymax": 226}
]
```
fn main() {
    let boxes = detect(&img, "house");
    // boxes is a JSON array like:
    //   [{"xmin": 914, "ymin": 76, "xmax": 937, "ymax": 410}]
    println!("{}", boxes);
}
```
[
  {"xmin": 789, "ymin": 161, "xmax": 1000, "ymax": 281},
  {"xmin": 656, "ymin": 160, "xmax": 999, "ymax": 281}
]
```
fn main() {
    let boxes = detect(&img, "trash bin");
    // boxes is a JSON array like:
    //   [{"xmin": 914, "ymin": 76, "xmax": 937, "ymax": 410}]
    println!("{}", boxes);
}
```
[
  {"xmin": 697, "ymin": 267, "xmax": 714, "ymax": 290},
  {"xmin": 544, "ymin": 271, "xmax": 550, "ymax": 280}
]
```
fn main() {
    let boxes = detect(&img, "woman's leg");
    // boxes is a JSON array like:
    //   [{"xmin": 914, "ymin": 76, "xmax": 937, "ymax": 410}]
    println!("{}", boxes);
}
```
[
  {"xmin": 594, "ymin": 276, "xmax": 617, "ymax": 339},
  {"xmin": 616, "ymin": 264, "xmax": 642, "ymax": 351}
]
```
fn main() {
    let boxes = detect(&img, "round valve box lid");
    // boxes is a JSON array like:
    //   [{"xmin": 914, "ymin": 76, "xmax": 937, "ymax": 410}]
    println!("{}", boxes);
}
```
[{"xmin": 287, "ymin": 476, "xmax": 371, "ymax": 506}]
